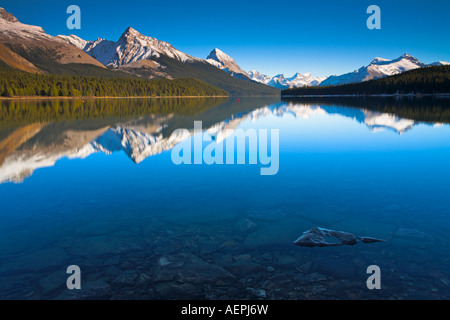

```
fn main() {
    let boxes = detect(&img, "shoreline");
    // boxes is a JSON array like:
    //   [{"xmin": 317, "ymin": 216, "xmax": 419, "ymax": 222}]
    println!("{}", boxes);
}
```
[
  {"xmin": 0, "ymin": 95, "xmax": 230, "ymax": 101},
  {"xmin": 281, "ymin": 93, "xmax": 450, "ymax": 98}
]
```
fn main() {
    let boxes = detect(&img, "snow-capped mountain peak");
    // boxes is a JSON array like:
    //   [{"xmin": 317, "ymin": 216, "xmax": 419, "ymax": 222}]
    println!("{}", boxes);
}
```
[
  {"xmin": 272, "ymin": 74, "xmax": 286, "ymax": 81},
  {"xmin": 320, "ymin": 53, "xmax": 430, "ymax": 86},
  {"xmin": 371, "ymin": 57, "xmax": 390, "ymax": 64},
  {"xmin": 205, "ymin": 48, "xmax": 249, "ymax": 79},
  {"xmin": 122, "ymin": 26, "xmax": 140, "ymax": 37},
  {"xmin": 249, "ymin": 71, "xmax": 326, "ymax": 89},
  {"xmin": 247, "ymin": 70, "xmax": 272, "ymax": 84},
  {"xmin": 400, "ymin": 53, "xmax": 414, "ymax": 59},
  {"xmin": 57, "ymin": 27, "xmax": 199, "ymax": 68},
  {"xmin": 392, "ymin": 53, "xmax": 422, "ymax": 65},
  {"xmin": 207, "ymin": 48, "xmax": 231, "ymax": 62}
]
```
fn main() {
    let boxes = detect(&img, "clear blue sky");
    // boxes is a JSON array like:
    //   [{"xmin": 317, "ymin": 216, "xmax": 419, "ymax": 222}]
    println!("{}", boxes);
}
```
[{"xmin": 2, "ymin": 0, "xmax": 450, "ymax": 77}]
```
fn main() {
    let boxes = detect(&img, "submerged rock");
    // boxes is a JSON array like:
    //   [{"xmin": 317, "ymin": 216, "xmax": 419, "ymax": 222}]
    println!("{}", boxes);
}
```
[{"xmin": 294, "ymin": 227, "xmax": 384, "ymax": 248}]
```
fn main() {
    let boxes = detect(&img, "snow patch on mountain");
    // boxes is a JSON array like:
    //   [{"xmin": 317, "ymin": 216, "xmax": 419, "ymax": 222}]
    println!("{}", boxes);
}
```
[{"xmin": 56, "ymin": 34, "xmax": 88, "ymax": 50}]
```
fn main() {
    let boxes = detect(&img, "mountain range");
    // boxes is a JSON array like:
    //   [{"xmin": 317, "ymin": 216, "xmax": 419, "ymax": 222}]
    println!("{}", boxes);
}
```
[
  {"xmin": 0, "ymin": 7, "xmax": 278, "ymax": 96},
  {"xmin": 320, "ymin": 53, "xmax": 449, "ymax": 87},
  {"xmin": 1, "ymin": 6, "xmax": 448, "ymax": 94},
  {"xmin": 55, "ymin": 31, "xmax": 327, "ymax": 90},
  {"xmin": 250, "ymin": 72, "xmax": 327, "ymax": 89},
  {"xmin": 247, "ymin": 54, "xmax": 449, "ymax": 89},
  {"xmin": 200, "ymin": 50, "xmax": 448, "ymax": 89}
]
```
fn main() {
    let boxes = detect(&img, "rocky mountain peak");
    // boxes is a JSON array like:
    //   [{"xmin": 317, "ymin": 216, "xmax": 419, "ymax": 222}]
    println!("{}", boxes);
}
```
[
  {"xmin": 207, "ymin": 48, "xmax": 231, "ymax": 63},
  {"xmin": 0, "ymin": 7, "xmax": 18, "ymax": 23},
  {"xmin": 123, "ymin": 26, "xmax": 140, "ymax": 36}
]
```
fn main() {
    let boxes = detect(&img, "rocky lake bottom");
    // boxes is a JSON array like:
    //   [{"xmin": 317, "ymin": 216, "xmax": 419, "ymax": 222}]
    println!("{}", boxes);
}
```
[{"xmin": 1, "ymin": 203, "xmax": 449, "ymax": 300}]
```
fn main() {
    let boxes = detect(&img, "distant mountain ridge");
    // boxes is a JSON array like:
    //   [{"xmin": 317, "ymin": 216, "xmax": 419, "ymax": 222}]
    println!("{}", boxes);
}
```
[
  {"xmin": 248, "ymin": 70, "xmax": 326, "ymax": 89},
  {"xmin": 282, "ymin": 65, "xmax": 450, "ymax": 96},
  {"xmin": 247, "ymin": 70, "xmax": 272, "ymax": 84},
  {"xmin": 249, "ymin": 53, "xmax": 449, "ymax": 89},
  {"xmin": 320, "ymin": 53, "xmax": 449, "ymax": 86},
  {"xmin": 203, "ymin": 50, "xmax": 326, "ymax": 88}
]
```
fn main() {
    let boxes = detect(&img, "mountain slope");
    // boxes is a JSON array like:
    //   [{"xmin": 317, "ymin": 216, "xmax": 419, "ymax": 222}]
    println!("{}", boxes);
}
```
[
  {"xmin": 268, "ymin": 74, "xmax": 289, "ymax": 89},
  {"xmin": 205, "ymin": 48, "xmax": 249, "ymax": 80},
  {"xmin": 0, "ymin": 43, "xmax": 41, "ymax": 73},
  {"xmin": 320, "ymin": 54, "xmax": 448, "ymax": 86},
  {"xmin": 0, "ymin": 7, "xmax": 106, "ymax": 74},
  {"xmin": 146, "ymin": 55, "xmax": 280, "ymax": 96}
]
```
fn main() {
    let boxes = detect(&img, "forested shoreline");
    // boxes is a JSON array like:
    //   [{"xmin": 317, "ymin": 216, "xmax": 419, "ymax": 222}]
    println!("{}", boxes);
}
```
[{"xmin": 0, "ymin": 67, "xmax": 229, "ymax": 98}]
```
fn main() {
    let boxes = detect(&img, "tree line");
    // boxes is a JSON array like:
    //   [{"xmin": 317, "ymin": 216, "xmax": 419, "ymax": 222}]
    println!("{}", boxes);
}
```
[{"xmin": 0, "ymin": 68, "xmax": 229, "ymax": 97}]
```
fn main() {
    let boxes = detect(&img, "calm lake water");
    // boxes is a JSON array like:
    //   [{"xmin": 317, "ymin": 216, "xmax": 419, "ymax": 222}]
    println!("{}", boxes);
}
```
[{"xmin": 0, "ymin": 97, "xmax": 449, "ymax": 300}]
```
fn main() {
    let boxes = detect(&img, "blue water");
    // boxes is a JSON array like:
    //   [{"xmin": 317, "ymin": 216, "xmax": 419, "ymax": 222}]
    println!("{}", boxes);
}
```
[{"xmin": 0, "ymin": 98, "xmax": 449, "ymax": 299}]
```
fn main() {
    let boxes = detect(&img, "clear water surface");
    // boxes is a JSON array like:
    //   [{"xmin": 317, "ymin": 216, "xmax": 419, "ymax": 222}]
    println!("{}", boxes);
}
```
[{"xmin": 0, "ymin": 97, "xmax": 449, "ymax": 300}]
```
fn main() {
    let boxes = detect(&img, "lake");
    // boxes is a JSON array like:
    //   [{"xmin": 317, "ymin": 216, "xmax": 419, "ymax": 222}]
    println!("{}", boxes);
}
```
[{"xmin": 0, "ymin": 96, "xmax": 449, "ymax": 300}]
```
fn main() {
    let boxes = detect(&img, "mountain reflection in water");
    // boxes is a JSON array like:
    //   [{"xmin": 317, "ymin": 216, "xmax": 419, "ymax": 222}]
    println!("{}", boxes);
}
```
[{"xmin": 0, "ymin": 97, "xmax": 449, "ymax": 184}]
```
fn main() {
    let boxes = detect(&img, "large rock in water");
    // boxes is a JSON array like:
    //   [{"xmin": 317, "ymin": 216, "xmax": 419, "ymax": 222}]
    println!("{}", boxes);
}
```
[{"xmin": 294, "ymin": 227, "xmax": 384, "ymax": 248}]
